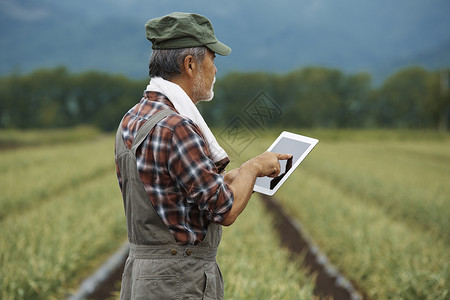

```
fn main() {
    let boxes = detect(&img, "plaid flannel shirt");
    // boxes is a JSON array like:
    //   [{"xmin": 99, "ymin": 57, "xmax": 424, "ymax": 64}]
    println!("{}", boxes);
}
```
[{"xmin": 116, "ymin": 91, "xmax": 234, "ymax": 245}]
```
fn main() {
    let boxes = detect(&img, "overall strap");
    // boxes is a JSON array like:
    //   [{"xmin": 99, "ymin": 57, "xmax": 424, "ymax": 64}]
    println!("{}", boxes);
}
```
[
  {"xmin": 116, "ymin": 107, "xmax": 222, "ymax": 248},
  {"xmin": 130, "ymin": 109, "xmax": 174, "ymax": 155}
]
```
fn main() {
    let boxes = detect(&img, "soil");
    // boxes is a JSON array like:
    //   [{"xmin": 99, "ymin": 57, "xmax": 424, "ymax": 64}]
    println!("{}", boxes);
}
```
[
  {"xmin": 259, "ymin": 194, "xmax": 364, "ymax": 300},
  {"xmin": 78, "ymin": 194, "xmax": 364, "ymax": 300}
]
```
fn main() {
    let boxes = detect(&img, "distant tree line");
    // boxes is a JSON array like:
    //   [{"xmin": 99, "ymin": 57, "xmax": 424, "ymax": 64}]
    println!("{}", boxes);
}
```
[
  {"xmin": 0, "ymin": 66, "xmax": 448, "ymax": 131},
  {"xmin": 0, "ymin": 67, "xmax": 146, "ymax": 131}
]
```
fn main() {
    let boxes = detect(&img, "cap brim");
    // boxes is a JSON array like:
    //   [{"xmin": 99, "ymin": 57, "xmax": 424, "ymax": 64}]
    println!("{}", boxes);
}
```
[{"xmin": 206, "ymin": 40, "xmax": 231, "ymax": 56}]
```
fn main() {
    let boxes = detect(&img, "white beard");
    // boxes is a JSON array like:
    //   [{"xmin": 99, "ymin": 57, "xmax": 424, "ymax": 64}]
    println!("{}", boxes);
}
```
[{"xmin": 193, "ymin": 74, "xmax": 216, "ymax": 103}]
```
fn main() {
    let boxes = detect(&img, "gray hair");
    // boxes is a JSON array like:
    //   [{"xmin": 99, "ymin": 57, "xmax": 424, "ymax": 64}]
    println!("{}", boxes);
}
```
[{"xmin": 148, "ymin": 47, "xmax": 207, "ymax": 79}]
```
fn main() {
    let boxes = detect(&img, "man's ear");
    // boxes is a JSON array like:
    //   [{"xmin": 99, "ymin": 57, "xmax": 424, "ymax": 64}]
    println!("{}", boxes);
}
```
[{"xmin": 183, "ymin": 55, "xmax": 196, "ymax": 79}]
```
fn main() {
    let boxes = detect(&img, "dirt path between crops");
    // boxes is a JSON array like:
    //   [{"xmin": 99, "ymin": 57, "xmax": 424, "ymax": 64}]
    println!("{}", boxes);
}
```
[
  {"xmin": 259, "ymin": 194, "xmax": 364, "ymax": 300},
  {"xmin": 71, "ymin": 194, "xmax": 364, "ymax": 300}
]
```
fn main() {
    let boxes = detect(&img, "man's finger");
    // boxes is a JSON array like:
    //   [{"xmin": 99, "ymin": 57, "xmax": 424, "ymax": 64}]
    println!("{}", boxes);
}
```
[
  {"xmin": 273, "ymin": 152, "xmax": 293, "ymax": 160},
  {"xmin": 268, "ymin": 168, "xmax": 280, "ymax": 178}
]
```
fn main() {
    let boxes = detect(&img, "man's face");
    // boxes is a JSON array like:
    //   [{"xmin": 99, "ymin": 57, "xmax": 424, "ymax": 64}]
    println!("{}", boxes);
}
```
[{"xmin": 192, "ymin": 50, "xmax": 217, "ymax": 103}]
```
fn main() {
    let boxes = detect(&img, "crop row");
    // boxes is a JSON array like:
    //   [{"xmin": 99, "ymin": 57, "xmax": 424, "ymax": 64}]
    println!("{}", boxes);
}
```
[
  {"xmin": 281, "ymin": 169, "xmax": 449, "ymax": 299},
  {"xmin": 0, "ymin": 172, "xmax": 126, "ymax": 299},
  {"xmin": 0, "ymin": 132, "xmax": 317, "ymax": 300},
  {"xmin": 223, "ymin": 129, "xmax": 449, "ymax": 299},
  {"xmin": 0, "ymin": 137, "xmax": 113, "ymax": 219},
  {"xmin": 305, "ymin": 140, "xmax": 450, "ymax": 243}
]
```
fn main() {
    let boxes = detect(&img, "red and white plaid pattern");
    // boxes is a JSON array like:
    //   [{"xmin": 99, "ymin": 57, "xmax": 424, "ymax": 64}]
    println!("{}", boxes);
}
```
[{"xmin": 116, "ymin": 92, "xmax": 233, "ymax": 245}]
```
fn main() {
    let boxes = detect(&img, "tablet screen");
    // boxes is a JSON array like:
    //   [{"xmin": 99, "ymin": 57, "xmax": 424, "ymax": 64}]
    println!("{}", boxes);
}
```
[{"xmin": 253, "ymin": 132, "xmax": 318, "ymax": 195}]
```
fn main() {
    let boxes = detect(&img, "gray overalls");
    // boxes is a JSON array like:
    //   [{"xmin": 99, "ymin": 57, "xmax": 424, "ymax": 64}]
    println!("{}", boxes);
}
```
[{"xmin": 115, "ymin": 109, "xmax": 224, "ymax": 300}]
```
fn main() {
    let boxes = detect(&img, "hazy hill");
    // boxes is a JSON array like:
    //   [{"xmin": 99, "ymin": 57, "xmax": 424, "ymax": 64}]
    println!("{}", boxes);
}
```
[{"xmin": 1, "ymin": 0, "xmax": 449, "ymax": 82}]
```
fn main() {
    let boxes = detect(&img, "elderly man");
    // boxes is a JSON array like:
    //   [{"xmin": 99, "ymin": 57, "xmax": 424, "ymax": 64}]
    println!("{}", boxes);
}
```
[{"xmin": 115, "ymin": 12, "xmax": 290, "ymax": 299}]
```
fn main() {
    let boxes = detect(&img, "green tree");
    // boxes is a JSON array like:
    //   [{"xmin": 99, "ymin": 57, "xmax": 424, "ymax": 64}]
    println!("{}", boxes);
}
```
[
  {"xmin": 24, "ymin": 67, "xmax": 71, "ymax": 128},
  {"xmin": 204, "ymin": 72, "xmax": 279, "ymax": 127},
  {"xmin": 279, "ymin": 67, "xmax": 346, "ymax": 128},
  {"xmin": 338, "ymin": 72, "xmax": 372, "ymax": 128},
  {"xmin": 1, "ymin": 65, "xmax": 447, "ymax": 131},
  {"xmin": 376, "ymin": 66, "xmax": 431, "ymax": 128},
  {"xmin": 424, "ymin": 69, "xmax": 450, "ymax": 131}
]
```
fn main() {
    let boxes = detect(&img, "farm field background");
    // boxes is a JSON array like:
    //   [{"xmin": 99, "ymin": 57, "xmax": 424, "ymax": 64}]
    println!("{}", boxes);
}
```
[
  {"xmin": 0, "ymin": 128, "xmax": 315, "ymax": 300},
  {"xmin": 0, "ymin": 128, "xmax": 448, "ymax": 299},
  {"xmin": 223, "ymin": 128, "xmax": 450, "ymax": 299}
]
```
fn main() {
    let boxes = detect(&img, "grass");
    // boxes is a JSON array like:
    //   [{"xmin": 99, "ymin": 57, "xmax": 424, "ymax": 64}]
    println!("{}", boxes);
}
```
[
  {"xmin": 228, "ymin": 128, "xmax": 450, "ymax": 299},
  {"xmin": 0, "ymin": 129, "xmax": 126, "ymax": 299},
  {"xmin": 0, "ymin": 174, "xmax": 126, "ymax": 299},
  {"xmin": 0, "ymin": 126, "xmax": 100, "ymax": 149},
  {"xmin": 218, "ymin": 159, "xmax": 316, "ymax": 300},
  {"xmin": 304, "ymin": 140, "xmax": 450, "ymax": 243},
  {"xmin": 0, "ymin": 136, "xmax": 114, "ymax": 219},
  {"xmin": 282, "ymin": 171, "xmax": 449, "ymax": 299},
  {"xmin": 4, "ymin": 127, "xmax": 447, "ymax": 299},
  {"xmin": 0, "ymin": 128, "xmax": 317, "ymax": 300}
]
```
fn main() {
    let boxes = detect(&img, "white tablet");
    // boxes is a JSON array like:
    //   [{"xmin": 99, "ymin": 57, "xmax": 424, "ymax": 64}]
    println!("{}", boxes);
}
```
[{"xmin": 253, "ymin": 131, "xmax": 319, "ymax": 196}]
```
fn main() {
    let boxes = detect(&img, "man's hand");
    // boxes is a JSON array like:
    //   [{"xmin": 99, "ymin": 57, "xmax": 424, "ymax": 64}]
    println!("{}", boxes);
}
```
[
  {"xmin": 221, "ymin": 151, "xmax": 292, "ymax": 226},
  {"xmin": 244, "ymin": 151, "xmax": 292, "ymax": 178}
]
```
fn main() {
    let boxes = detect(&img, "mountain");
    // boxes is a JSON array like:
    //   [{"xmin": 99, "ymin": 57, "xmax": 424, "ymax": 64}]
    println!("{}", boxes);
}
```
[{"xmin": 1, "ymin": 0, "xmax": 449, "ymax": 82}]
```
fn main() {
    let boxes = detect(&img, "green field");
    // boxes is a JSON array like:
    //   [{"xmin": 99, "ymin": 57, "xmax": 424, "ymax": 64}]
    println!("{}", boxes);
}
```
[
  {"xmin": 225, "ymin": 129, "xmax": 450, "ymax": 300},
  {"xmin": 0, "ymin": 132, "xmax": 126, "ymax": 299},
  {"xmin": 1, "ymin": 128, "xmax": 448, "ymax": 299},
  {"xmin": 0, "ymin": 128, "xmax": 315, "ymax": 300}
]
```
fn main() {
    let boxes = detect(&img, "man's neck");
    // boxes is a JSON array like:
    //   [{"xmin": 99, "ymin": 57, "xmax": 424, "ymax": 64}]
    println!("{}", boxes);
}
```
[{"xmin": 168, "ymin": 76, "xmax": 196, "ymax": 104}]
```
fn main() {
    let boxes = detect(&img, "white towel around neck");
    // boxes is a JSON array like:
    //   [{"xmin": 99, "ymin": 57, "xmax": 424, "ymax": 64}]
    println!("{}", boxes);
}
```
[{"xmin": 145, "ymin": 77, "xmax": 228, "ymax": 164}]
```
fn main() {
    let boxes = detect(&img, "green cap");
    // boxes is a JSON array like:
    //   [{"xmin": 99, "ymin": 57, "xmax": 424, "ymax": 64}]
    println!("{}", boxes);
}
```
[{"xmin": 145, "ymin": 12, "xmax": 231, "ymax": 56}]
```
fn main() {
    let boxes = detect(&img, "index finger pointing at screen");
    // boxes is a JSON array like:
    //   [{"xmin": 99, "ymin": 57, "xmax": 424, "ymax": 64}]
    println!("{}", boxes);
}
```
[{"xmin": 273, "ymin": 153, "xmax": 293, "ymax": 160}]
